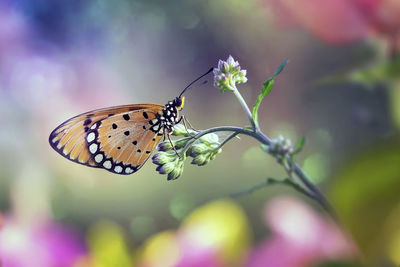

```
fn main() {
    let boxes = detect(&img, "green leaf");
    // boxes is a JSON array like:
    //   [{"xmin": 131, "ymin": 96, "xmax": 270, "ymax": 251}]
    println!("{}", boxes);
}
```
[
  {"xmin": 251, "ymin": 60, "xmax": 288, "ymax": 128},
  {"xmin": 293, "ymin": 136, "xmax": 306, "ymax": 155},
  {"xmin": 273, "ymin": 59, "xmax": 289, "ymax": 78},
  {"xmin": 251, "ymin": 78, "xmax": 274, "ymax": 128}
]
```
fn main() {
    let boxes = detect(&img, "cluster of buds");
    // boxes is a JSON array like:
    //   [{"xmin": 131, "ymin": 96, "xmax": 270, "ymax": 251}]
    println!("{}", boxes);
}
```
[
  {"xmin": 152, "ymin": 151, "xmax": 185, "ymax": 181},
  {"xmin": 263, "ymin": 135, "xmax": 294, "ymax": 162},
  {"xmin": 213, "ymin": 55, "xmax": 247, "ymax": 93},
  {"xmin": 187, "ymin": 133, "xmax": 222, "ymax": 166},
  {"xmin": 152, "ymin": 124, "xmax": 222, "ymax": 180}
]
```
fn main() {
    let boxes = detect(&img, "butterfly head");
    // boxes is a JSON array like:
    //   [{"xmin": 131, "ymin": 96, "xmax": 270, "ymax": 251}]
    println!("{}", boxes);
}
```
[{"xmin": 174, "ymin": 96, "xmax": 185, "ymax": 110}]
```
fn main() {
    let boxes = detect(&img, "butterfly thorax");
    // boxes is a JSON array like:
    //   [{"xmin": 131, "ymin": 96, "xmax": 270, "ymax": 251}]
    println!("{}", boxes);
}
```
[{"xmin": 149, "ymin": 98, "xmax": 182, "ymax": 134}]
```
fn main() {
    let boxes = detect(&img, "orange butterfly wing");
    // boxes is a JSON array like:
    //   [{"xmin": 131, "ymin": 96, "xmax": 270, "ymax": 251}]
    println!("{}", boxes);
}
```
[
  {"xmin": 49, "ymin": 104, "xmax": 164, "ymax": 171},
  {"xmin": 86, "ymin": 108, "xmax": 165, "ymax": 174}
]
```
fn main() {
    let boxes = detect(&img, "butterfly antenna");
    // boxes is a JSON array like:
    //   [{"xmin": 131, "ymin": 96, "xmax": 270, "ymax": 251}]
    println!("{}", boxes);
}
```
[{"xmin": 178, "ymin": 68, "xmax": 213, "ymax": 98}]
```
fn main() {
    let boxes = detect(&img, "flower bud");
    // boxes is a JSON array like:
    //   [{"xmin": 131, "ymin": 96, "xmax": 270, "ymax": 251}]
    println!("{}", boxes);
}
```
[
  {"xmin": 171, "ymin": 124, "xmax": 187, "ymax": 136},
  {"xmin": 156, "ymin": 162, "xmax": 176, "ymax": 174},
  {"xmin": 213, "ymin": 55, "xmax": 248, "ymax": 93},
  {"xmin": 264, "ymin": 135, "xmax": 294, "ymax": 159},
  {"xmin": 167, "ymin": 160, "xmax": 184, "ymax": 180},
  {"xmin": 172, "ymin": 124, "xmax": 197, "ymax": 137},
  {"xmin": 191, "ymin": 154, "xmax": 208, "ymax": 166},
  {"xmin": 157, "ymin": 138, "xmax": 190, "ymax": 152},
  {"xmin": 157, "ymin": 141, "xmax": 173, "ymax": 152},
  {"xmin": 199, "ymin": 133, "xmax": 219, "ymax": 145},
  {"xmin": 210, "ymin": 148, "xmax": 222, "ymax": 160},
  {"xmin": 153, "ymin": 150, "xmax": 186, "ymax": 180},
  {"xmin": 187, "ymin": 143, "xmax": 209, "ymax": 157},
  {"xmin": 152, "ymin": 151, "xmax": 176, "ymax": 165}
]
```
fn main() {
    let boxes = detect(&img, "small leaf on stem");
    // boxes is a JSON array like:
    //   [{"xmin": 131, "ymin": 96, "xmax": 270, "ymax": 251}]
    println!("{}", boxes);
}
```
[
  {"xmin": 293, "ymin": 136, "xmax": 306, "ymax": 155},
  {"xmin": 273, "ymin": 59, "xmax": 289, "ymax": 78},
  {"xmin": 251, "ymin": 60, "xmax": 288, "ymax": 128}
]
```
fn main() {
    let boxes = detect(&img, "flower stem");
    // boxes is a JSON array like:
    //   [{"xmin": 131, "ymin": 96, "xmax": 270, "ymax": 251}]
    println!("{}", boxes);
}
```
[
  {"xmin": 232, "ymin": 86, "xmax": 259, "ymax": 132},
  {"xmin": 229, "ymin": 87, "xmax": 338, "ymax": 218},
  {"xmin": 184, "ymin": 125, "xmax": 337, "ymax": 220}
]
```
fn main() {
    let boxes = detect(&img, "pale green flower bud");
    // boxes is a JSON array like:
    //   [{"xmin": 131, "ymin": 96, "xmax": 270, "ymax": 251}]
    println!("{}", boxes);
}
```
[
  {"xmin": 171, "ymin": 124, "xmax": 187, "ymax": 136},
  {"xmin": 191, "ymin": 154, "xmax": 208, "ymax": 166},
  {"xmin": 152, "ymin": 151, "xmax": 176, "ymax": 165},
  {"xmin": 153, "ymin": 151, "xmax": 186, "ymax": 180},
  {"xmin": 172, "ymin": 124, "xmax": 197, "ymax": 137},
  {"xmin": 210, "ymin": 148, "xmax": 222, "ymax": 160},
  {"xmin": 187, "ymin": 143, "xmax": 209, "ymax": 157},
  {"xmin": 156, "ymin": 161, "xmax": 176, "ymax": 175},
  {"xmin": 157, "ymin": 138, "xmax": 191, "ymax": 152},
  {"xmin": 199, "ymin": 133, "xmax": 219, "ymax": 145},
  {"xmin": 157, "ymin": 141, "xmax": 173, "ymax": 152},
  {"xmin": 167, "ymin": 160, "xmax": 184, "ymax": 180}
]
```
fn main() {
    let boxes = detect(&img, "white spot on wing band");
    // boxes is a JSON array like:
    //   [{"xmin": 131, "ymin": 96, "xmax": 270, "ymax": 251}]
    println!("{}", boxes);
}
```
[
  {"xmin": 114, "ymin": 166, "xmax": 123, "ymax": 173},
  {"xmin": 103, "ymin": 160, "xmax": 112, "ymax": 169},
  {"xmin": 94, "ymin": 154, "xmax": 103, "ymax": 163},
  {"xmin": 87, "ymin": 132, "xmax": 95, "ymax": 143},
  {"xmin": 125, "ymin": 167, "xmax": 134, "ymax": 174},
  {"xmin": 89, "ymin": 143, "xmax": 98, "ymax": 154},
  {"xmin": 153, "ymin": 125, "xmax": 159, "ymax": 131}
]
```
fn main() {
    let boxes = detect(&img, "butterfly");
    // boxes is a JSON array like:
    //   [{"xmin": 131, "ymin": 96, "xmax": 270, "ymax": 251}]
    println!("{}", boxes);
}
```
[{"xmin": 49, "ymin": 68, "xmax": 212, "ymax": 175}]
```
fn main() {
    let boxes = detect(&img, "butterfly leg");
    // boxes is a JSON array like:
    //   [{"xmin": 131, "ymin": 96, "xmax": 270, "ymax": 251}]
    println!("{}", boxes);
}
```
[
  {"xmin": 167, "ymin": 131, "xmax": 181, "ymax": 158},
  {"xmin": 184, "ymin": 117, "xmax": 198, "ymax": 132},
  {"xmin": 177, "ymin": 115, "xmax": 197, "ymax": 136}
]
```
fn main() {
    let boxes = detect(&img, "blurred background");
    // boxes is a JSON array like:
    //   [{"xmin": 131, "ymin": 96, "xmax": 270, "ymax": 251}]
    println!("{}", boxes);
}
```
[{"xmin": 0, "ymin": 0, "xmax": 399, "ymax": 266}]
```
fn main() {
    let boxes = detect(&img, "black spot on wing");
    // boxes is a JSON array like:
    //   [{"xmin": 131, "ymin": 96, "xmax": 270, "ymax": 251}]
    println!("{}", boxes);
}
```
[
  {"xmin": 112, "ymin": 123, "xmax": 117, "ymax": 129},
  {"xmin": 123, "ymin": 114, "xmax": 130, "ymax": 121},
  {"xmin": 143, "ymin": 112, "xmax": 149, "ymax": 119},
  {"xmin": 83, "ymin": 118, "xmax": 92, "ymax": 125},
  {"xmin": 124, "ymin": 131, "xmax": 130, "ymax": 136}
]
